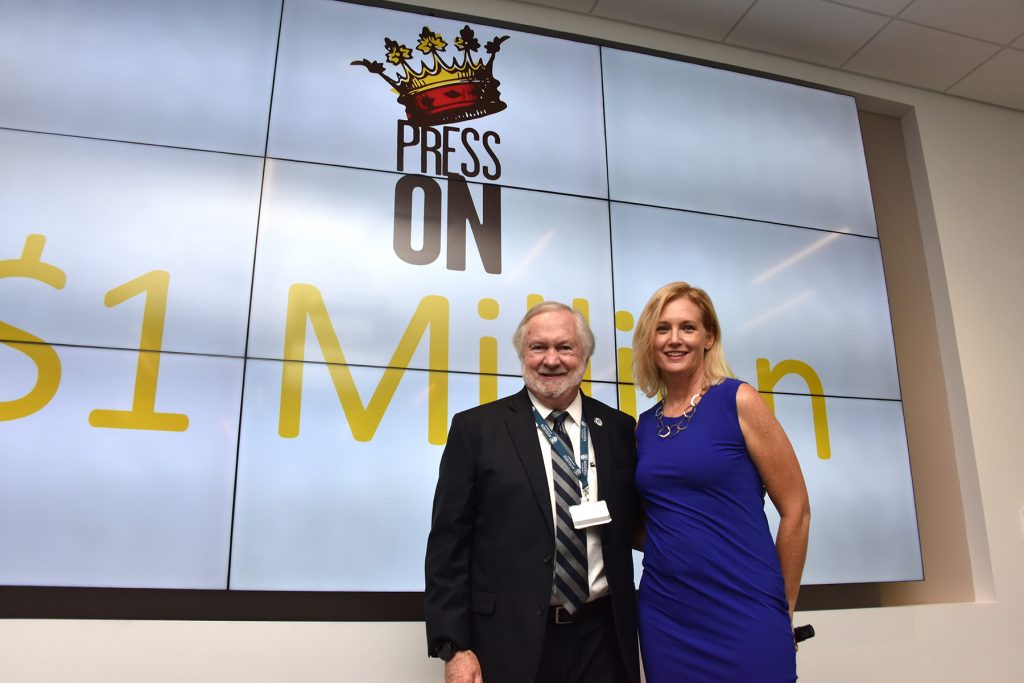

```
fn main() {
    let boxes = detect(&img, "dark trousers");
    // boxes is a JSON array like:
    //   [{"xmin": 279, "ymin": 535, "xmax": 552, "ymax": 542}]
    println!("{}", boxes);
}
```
[{"xmin": 534, "ymin": 605, "xmax": 630, "ymax": 683}]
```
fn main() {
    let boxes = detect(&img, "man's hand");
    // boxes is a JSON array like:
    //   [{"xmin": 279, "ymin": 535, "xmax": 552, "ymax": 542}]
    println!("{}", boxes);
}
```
[{"xmin": 444, "ymin": 649, "xmax": 483, "ymax": 683}]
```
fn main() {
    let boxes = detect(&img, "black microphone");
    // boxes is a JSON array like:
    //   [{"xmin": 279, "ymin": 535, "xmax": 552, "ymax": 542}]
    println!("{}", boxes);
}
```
[{"xmin": 794, "ymin": 624, "xmax": 815, "ymax": 643}]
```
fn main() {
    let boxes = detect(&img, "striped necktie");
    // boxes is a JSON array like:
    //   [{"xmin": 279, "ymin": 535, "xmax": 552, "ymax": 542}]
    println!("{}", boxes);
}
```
[{"xmin": 549, "ymin": 410, "xmax": 588, "ymax": 614}]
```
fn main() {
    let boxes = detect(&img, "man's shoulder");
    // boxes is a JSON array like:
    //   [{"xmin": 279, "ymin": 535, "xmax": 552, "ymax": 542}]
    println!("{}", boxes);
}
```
[
  {"xmin": 581, "ymin": 394, "xmax": 636, "ymax": 429},
  {"xmin": 453, "ymin": 391, "xmax": 526, "ymax": 424}
]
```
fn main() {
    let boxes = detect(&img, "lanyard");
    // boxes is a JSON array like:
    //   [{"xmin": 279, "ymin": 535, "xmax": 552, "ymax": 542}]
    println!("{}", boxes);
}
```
[{"xmin": 532, "ymin": 406, "xmax": 590, "ymax": 496}]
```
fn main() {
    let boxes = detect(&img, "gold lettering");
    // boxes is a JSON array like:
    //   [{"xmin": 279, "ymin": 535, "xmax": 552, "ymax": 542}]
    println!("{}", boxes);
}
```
[
  {"xmin": 614, "ymin": 310, "xmax": 636, "ymax": 419},
  {"xmin": 0, "ymin": 235, "xmax": 66, "ymax": 421},
  {"xmin": 755, "ymin": 358, "xmax": 831, "ymax": 460},
  {"xmin": 89, "ymin": 270, "xmax": 188, "ymax": 431},
  {"xmin": 478, "ymin": 298, "xmax": 499, "ymax": 405},
  {"xmin": 279, "ymin": 286, "xmax": 449, "ymax": 444}
]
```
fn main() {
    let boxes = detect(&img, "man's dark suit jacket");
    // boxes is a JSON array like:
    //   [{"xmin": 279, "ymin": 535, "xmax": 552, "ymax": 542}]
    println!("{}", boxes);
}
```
[{"xmin": 425, "ymin": 387, "xmax": 641, "ymax": 683}]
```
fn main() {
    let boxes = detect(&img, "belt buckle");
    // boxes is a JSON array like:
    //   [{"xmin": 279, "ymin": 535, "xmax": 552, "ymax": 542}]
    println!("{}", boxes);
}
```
[{"xmin": 554, "ymin": 606, "xmax": 574, "ymax": 625}]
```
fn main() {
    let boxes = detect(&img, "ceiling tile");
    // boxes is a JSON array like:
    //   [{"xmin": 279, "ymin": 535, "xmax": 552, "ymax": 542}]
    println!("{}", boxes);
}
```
[
  {"xmin": 592, "ymin": 0, "xmax": 755, "ymax": 41},
  {"xmin": 824, "ymin": 0, "xmax": 914, "ymax": 16},
  {"xmin": 845, "ymin": 20, "xmax": 1000, "ymax": 89},
  {"xmin": 726, "ymin": 0, "xmax": 888, "ymax": 67},
  {"xmin": 900, "ymin": 0, "xmax": 1024, "ymax": 45},
  {"xmin": 948, "ymin": 48, "xmax": 1024, "ymax": 110},
  {"xmin": 514, "ymin": 0, "xmax": 597, "ymax": 12}
]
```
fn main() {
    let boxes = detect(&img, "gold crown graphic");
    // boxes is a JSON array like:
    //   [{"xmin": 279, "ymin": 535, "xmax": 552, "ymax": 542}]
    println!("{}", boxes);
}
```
[{"xmin": 352, "ymin": 25, "xmax": 509, "ymax": 126}]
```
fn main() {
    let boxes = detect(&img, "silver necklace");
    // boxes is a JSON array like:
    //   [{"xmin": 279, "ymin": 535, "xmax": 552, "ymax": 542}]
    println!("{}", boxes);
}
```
[{"xmin": 655, "ymin": 387, "xmax": 708, "ymax": 439}]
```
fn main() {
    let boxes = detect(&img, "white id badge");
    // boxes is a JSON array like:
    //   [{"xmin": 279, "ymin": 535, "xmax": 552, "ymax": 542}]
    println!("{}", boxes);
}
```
[{"xmin": 569, "ymin": 500, "xmax": 612, "ymax": 529}]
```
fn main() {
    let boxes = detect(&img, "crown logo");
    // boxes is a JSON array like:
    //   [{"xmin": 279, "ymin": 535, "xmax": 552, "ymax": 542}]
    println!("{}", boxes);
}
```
[{"xmin": 353, "ymin": 25, "xmax": 509, "ymax": 126}]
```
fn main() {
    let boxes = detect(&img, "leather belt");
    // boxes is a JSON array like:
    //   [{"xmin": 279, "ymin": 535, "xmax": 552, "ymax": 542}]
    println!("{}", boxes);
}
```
[{"xmin": 549, "ymin": 595, "xmax": 612, "ymax": 624}]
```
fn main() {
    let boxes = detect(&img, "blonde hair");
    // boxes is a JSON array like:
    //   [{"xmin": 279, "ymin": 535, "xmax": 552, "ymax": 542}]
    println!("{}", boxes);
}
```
[{"xmin": 632, "ymin": 282, "xmax": 733, "ymax": 398}]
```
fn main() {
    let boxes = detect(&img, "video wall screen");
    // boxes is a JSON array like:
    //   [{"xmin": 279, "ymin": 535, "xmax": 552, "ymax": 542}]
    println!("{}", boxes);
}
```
[{"xmin": 0, "ymin": 0, "xmax": 922, "ymax": 593}]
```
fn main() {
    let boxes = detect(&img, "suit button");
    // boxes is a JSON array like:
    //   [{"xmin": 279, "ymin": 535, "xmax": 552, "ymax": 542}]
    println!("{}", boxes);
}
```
[
  {"xmin": 543, "ymin": 555, "xmax": 552, "ymax": 565},
  {"xmin": 537, "ymin": 607, "xmax": 546, "ymax": 616}
]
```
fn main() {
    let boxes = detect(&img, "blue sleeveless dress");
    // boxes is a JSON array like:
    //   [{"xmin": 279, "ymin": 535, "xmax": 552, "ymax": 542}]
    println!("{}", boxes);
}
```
[{"xmin": 636, "ymin": 378, "xmax": 795, "ymax": 682}]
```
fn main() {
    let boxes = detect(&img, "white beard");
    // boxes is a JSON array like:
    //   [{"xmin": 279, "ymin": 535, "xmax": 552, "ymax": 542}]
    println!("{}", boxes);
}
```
[{"xmin": 522, "ymin": 363, "xmax": 586, "ymax": 403}]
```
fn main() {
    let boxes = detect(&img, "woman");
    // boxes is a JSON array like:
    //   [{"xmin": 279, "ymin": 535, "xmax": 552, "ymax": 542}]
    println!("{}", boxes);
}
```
[{"xmin": 632, "ymin": 282, "xmax": 810, "ymax": 682}]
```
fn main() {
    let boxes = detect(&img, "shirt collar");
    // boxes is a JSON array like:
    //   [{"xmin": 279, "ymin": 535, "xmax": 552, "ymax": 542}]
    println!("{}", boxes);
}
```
[{"xmin": 526, "ymin": 388, "xmax": 583, "ymax": 427}]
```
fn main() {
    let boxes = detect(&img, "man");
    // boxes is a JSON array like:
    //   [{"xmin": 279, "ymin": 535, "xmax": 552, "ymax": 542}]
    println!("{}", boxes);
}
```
[{"xmin": 425, "ymin": 301, "xmax": 641, "ymax": 683}]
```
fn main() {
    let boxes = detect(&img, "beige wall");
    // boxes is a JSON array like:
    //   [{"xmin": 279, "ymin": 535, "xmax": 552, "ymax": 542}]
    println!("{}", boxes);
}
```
[{"xmin": 3, "ymin": 1, "xmax": 1023, "ymax": 680}]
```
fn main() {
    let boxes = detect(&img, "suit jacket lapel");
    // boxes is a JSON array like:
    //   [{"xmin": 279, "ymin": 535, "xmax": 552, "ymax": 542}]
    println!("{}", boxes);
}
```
[
  {"xmin": 506, "ymin": 387, "xmax": 554, "ymax": 540},
  {"xmin": 582, "ymin": 395, "xmax": 612, "ymax": 509}
]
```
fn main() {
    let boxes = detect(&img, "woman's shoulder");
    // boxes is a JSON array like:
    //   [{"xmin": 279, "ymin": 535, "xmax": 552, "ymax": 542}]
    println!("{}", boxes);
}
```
[{"xmin": 712, "ymin": 376, "xmax": 745, "ymax": 396}]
